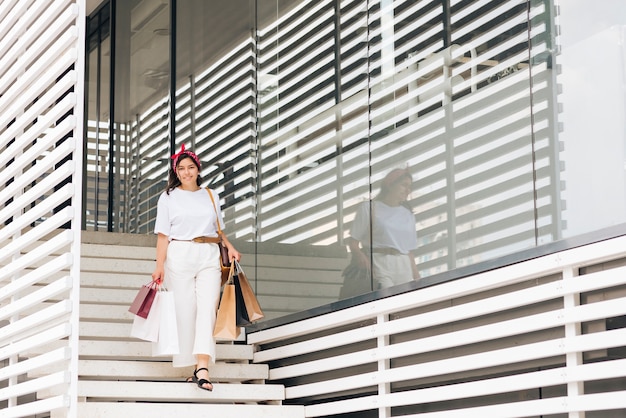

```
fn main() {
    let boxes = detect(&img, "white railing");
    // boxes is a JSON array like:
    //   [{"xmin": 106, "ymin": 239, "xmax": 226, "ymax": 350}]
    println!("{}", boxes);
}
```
[
  {"xmin": 0, "ymin": 1, "xmax": 84, "ymax": 417},
  {"xmin": 249, "ymin": 235, "xmax": 626, "ymax": 417}
]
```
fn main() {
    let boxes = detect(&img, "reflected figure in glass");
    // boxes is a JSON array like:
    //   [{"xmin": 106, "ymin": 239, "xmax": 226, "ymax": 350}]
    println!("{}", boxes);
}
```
[{"xmin": 344, "ymin": 168, "xmax": 420, "ymax": 294}]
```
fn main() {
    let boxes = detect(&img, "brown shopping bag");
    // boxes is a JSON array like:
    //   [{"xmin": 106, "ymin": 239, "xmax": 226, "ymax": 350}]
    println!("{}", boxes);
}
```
[
  {"xmin": 128, "ymin": 281, "xmax": 158, "ymax": 318},
  {"xmin": 235, "ymin": 260, "xmax": 264, "ymax": 322},
  {"xmin": 213, "ymin": 264, "xmax": 241, "ymax": 339}
]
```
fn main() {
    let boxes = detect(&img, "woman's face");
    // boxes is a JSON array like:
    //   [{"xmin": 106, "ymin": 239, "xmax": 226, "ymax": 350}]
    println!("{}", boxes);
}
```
[
  {"xmin": 176, "ymin": 156, "xmax": 199, "ymax": 189},
  {"xmin": 389, "ymin": 176, "xmax": 411, "ymax": 203}
]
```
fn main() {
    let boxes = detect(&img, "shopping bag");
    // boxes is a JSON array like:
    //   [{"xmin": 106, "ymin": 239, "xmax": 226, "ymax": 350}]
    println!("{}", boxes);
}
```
[
  {"xmin": 339, "ymin": 263, "xmax": 371, "ymax": 299},
  {"xmin": 218, "ymin": 242, "xmax": 231, "ymax": 286},
  {"xmin": 152, "ymin": 288, "xmax": 180, "ymax": 356},
  {"xmin": 235, "ymin": 261, "xmax": 264, "ymax": 322},
  {"xmin": 234, "ymin": 274, "xmax": 251, "ymax": 327},
  {"xmin": 128, "ymin": 281, "xmax": 158, "ymax": 318},
  {"xmin": 130, "ymin": 288, "xmax": 162, "ymax": 342},
  {"xmin": 213, "ymin": 264, "xmax": 241, "ymax": 339}
]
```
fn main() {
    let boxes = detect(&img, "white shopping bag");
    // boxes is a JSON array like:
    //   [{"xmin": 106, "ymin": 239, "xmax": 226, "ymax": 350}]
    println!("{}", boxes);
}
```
[
  {"xmin": 130, "ymin": 290, "xmax": 162, "ymax": 342},
  {"xmin": 152, "ymin": 289, "xmax": 180, "ymax": 356}
]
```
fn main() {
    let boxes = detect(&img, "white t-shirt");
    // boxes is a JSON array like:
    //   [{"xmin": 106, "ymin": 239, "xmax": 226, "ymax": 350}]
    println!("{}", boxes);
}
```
[
  {"xmin": 154, "ymin": 187, "xmax": 225, "ymax": 241},
  {"xmin": 350, "ymin": 200, "xmax": 418, "ymax": 254}
]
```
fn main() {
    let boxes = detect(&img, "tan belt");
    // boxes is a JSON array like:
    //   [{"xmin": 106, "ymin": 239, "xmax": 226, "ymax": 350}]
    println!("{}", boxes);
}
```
[
  {"xmin": 172, "ymin": 236, "xmax": 221, "ymax": 244},
  {"xmin": 366, "ymin": 247, "xmax": 403, "ymax": 255}
]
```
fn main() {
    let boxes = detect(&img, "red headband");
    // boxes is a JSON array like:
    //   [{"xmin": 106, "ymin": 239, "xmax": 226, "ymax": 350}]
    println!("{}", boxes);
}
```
[{"xmin": 171, "ymin": 144, "xmax": 201, "ymax": 172}]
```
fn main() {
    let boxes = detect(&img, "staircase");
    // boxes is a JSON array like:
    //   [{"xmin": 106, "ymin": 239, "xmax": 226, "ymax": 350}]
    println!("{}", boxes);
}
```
[{"xmin": 40, "ymin": 232, "xmax": 304, "ymax": 417}]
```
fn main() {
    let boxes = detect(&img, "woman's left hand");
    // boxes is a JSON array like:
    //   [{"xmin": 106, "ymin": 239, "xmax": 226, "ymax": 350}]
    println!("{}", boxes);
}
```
[{"xmin": 228, "ymin": 247, "xmax": 241, "ymax": 263}]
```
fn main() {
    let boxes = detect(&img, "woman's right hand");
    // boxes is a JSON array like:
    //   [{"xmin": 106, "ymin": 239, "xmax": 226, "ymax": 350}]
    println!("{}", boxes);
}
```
[
  {"xmin": 352, "ymin": 249, "xmax": 371, "ymax": 270},
  {"xmin": 151, "ymin": 267, "xmax": 164, "ymax": 285}
]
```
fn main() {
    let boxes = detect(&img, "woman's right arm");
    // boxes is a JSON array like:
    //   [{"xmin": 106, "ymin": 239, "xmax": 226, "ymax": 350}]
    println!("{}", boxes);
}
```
[
  {"xmin": 152, "ymin": 233, "xmax": 169, "ymax": 284},
  {"xmin": 346, "ymin": 237, "xmax": 370, "ymax": 269}
]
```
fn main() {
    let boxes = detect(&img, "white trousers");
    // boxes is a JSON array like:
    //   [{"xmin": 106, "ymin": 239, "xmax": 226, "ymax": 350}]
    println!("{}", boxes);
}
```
[
  {"xmin": 164, "ymin": 240, "xmax": 222, "ymax": 367},
  {"xmin": 373, "ymin": 253, "xmax": 413, "ymax": 289}
]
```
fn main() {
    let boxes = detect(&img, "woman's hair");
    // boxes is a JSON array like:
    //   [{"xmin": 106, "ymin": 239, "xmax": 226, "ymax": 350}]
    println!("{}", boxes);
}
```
[
  {"xmin": 376, "ymin": 168, "xmax": 413, "ymax": 210},
  {"xmin": 165, "ymin": 153, "xmax": 203, "ymax": 194}
]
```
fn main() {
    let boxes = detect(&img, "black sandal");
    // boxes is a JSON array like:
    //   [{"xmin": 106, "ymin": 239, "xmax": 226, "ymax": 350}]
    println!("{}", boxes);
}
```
[{"xmin": 192, "ymin": 367, "xmax": 213, "ymax": 392}]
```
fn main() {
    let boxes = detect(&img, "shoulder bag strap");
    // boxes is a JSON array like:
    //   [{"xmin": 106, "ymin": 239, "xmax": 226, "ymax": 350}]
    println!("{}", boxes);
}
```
[{"xmin": 206, "ymin": 187, "xmax": 223, "ymax": 240}]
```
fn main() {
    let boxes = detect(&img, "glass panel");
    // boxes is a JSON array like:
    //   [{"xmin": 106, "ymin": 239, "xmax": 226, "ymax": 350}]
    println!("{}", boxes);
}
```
[
  {"xmin": 85, "ymin": 8, "xmax": 111, "ymax": 231},
  {"xmin": 120, "ymin": 0, "xmax": 171, "ymax": 233},
  {"xmin": 84, "ymin": 0, "xmax": 626, "ymax": 322},
  {"xmin": 175, "ymin": 0, "xmax": 256, "ymax": 234},
  {"xmin": 552, "ymin": 0, "xmax": 626, "ymax": 237}
]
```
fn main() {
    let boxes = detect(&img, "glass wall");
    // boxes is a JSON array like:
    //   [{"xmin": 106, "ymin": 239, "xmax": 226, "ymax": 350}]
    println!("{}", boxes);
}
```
[{"xmin": 85, "ymin": 0, "xmax": 626, "ymax": 321}]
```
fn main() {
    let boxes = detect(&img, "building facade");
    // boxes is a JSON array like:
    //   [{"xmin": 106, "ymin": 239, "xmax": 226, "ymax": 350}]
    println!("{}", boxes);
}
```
[{"xmin": 2, "ymin": 0, "xmax": 626, "ymax": 416}]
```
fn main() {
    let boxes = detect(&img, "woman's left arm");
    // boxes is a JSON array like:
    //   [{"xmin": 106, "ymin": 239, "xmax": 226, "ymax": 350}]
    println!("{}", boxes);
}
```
[
  {"xmin": 220, "ymin": 233, "xmax": 241, "ymax": 262},
  {"xmin": 409, "ymin": 251, "xmax": 420, "ymax": 280}
]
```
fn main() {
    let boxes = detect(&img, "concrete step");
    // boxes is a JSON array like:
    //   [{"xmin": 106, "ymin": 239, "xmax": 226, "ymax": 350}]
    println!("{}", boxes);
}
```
[
  {"xmin": 81, "ymin": 243, "xmax": 155, "ymax": 260},
  {"xmin": 30, "ymin": 360, "xmax": 268, "ymax": 383},
  {"xmin": 24, "ymin": 340, "xmax": 253, "ymax": 362},
  {"xmin": 41, "ymin": 380, "xmax": 286, "ymax": 404},
  {"xmin": 71, "ymin": 402, "xmax": 305, "ymax": 418},
  {"xmin": 80, "ymin": 359, "xmax": 268, "ymax": 382}
]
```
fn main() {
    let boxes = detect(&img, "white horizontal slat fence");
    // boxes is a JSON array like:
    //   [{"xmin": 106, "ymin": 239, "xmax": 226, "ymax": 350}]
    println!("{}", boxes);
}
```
[
  {"xmin": 249, "ymin": 235, "xmax": 626, "ymax": 418},
  {"xmin": 0, "ymin": 1, "xmax": 84, "ymax": 417}
]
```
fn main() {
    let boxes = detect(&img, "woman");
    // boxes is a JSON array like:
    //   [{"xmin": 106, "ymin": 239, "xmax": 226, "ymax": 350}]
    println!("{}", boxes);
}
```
[
  {"xmin": 152, "ymin": 144, "xmax": 241, "ymax": 392},
  {"xmin": 346, "ymin": 168, "xmax": 419, "ymax": 291}
]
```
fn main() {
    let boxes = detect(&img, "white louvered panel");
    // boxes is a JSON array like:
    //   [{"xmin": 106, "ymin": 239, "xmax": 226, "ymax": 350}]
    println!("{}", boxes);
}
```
[
  {"xmin": 259, "ymin": 101, "xmax": 336, "ymax": 156},
  {"xmin": 0, "ymin": 347, "xmax": 70, "ymax": 381},
  {"xmin": 2, "ymin": 396, "xmax": 69, "ymax": 418},
  {"xmin": 259, "ymin": 35, "xmax": 335, "ymax": 105},
  {"xmin": 251, "ymin": 235, "xmax": 626, "ymax": 346},
  {"xmin": 0, "ymin": 0, "xmax": 73, "ymax": 78},
  {"xmin": 0, "ymin": 206, "xmax": 74, "ymax": 265},
  {"xmin": 0, "ymin": 72, "xmax": 76, "ymax": 152},
  {"xmin": 396, "ymin": 391, "xmax": 626, "ymax": 418},
  {"xmin": 193, "ymin": 63, "xmax": 253, "ymax": 112},
  {"xmin": 451, "ymin": 32, "xmax": 528, "ymax": 78},
  {"xmin": 0, "ymin": 231, "xmax": 73, "ymax": 284},
  {"xmin": 0, "ymin": 33, "xmax": 77, "ymax": 119},
  {"xmin": 194, "ymin": 42, "xmax": 254, "ymax": 85},
  {"xmin": 0, "ymin": 371, "xmax": 69, "ymax": 403},
  {"xmin": 0, "ymin": 3, "xmax": 76, "ymax": 94},
  {"xmin": 257, "ymin": 0, "xmax": 331, "ymax": 50},
  {"xmin": 193, "ymin": 80, "xmax": 252, "ymax": 126},
  {"xmin": 0, "ymin": 255, "xmax": 73, "ymax": 302},
  {"xmin": 195, "ymin": 104, "xmax": 253, "ymax": 144},
  {"xmin": 0, "ymin": 139, "xmax": 75, "ymax": 208},
  {"xmin": 262, "ymin": 113, "xmax": 335, "ymax": 165},
  {"xmin": 0, "ymin": 163, "xmax": 74, "ymax": 233},
  {"xmin": 0, "ymin": 300, "xmax": 72, "ymax": 343},
  {"xmin": 0, "ymin": 185, "xmax": 74, "ymax": 245},
  {"xmin": 285, "ymin": 327, "xmax": 626, "ymax": 398},
  {"xmin": 259, "ymin": 72, "xmax": 335, "ymax": 131},
  {"xmin": 250, "ymin": 235, "xmax": 626, "ymax": 417},
  {"xmin": 255, "ymin": 267, "xmax": 626, "ymax": 363},
  {"xmin": 275, "ymin": 297, "xmax": 626, "ymax": 387},
  {"xmin": 0, "ymin": 107, "xmax": 75, "ymax": 185},
  {"xmin": 0, "ymin": 278, "xmax": 72, "ymax": 322},
  {"xmin": 452, "ymin": 0, "xmax": 525, "ymax": 41},
  {"xmin": 0, "ymin": 323, "xmax": 71, "ymax": 362},
  {"xmin": 0, "ymin": 0, "xmax": 23, "ymax": 42},
  {"xmin": 259, "ymin": 61, "xmax": 335, "ymax": 116},
  {"xmin": 305, "ymin": 362, "xmax": 626, "ymax": 417}
]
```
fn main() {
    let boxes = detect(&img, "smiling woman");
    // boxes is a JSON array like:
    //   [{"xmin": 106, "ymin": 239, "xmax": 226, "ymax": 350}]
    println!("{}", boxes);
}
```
[{"xmin": 150, "ymin": 144, "xmax": 241, "ymax": 392}]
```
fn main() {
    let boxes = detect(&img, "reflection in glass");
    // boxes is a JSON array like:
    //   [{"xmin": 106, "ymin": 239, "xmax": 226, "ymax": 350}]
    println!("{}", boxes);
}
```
[{"xmin": 85, "ymin": 0, "xmax": 626, "ymax": 319}]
